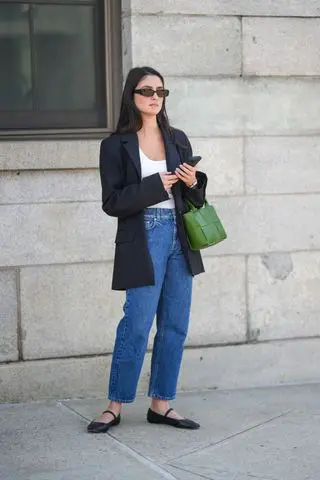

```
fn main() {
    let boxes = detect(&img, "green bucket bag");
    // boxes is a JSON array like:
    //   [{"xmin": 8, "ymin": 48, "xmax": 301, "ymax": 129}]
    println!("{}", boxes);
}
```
[{"xmin": 182, "ymin": 199, "xmax": 227, "ymax": 250}]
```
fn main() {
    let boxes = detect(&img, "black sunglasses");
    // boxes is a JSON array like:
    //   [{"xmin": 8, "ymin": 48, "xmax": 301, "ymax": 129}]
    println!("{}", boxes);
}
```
[{"xmin": 134, "ymin": 88, "xmax": 170, "ymax": 98}]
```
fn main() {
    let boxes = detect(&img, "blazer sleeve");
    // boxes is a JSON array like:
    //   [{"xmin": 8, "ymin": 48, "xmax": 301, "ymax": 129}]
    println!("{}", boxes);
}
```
[
  {"xmin": 99, "ymin": 137, "xmax": 169, "ymax": 218},
  {"xmin": 180, "ymin": 133, "xmax": 207, "ymax": 209}
]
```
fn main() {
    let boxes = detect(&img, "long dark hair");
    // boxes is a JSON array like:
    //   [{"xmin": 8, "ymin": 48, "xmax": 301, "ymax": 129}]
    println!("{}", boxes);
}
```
[{"xmin": 114, "ymin": 66, "xmax": 171, "ymax": 134}]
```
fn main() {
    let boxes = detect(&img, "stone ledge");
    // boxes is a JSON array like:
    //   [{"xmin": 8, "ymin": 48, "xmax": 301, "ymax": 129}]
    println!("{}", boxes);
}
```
[{"xmin": 1, "ymin": 338, "xmax": 319, "ymax": 402}]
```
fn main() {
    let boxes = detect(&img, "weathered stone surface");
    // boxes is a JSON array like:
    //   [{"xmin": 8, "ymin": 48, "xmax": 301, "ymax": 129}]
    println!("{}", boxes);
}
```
[
  {"xmin": 20, "ymin": 263, "xmax": 124, "ymax": 360},
  {"xmin": 1, "ymin": 338, "xmax": 320, "ymax": 402},
  {"xmin": 0, "ymin": 140, "xmax": 100, "ymax": 171},
  {"xmin": 166, "ymin": 77, "xmax": 320, "ymax": 137},
  {"xmin": 0, "ymin": 356, "xmax": 115, "ymax": 402},
  {"xmin": 245, "ymin": 136, "xmax": 320, "ymax": 194},
  {"xmin": 0, "ymin": 203, "xmax": 115, "ymax": 267},
  {"xmin": 191, "ymin": 137, "xmax": 244, "ymax": 195},
  {"xmin": 2, "ymin": 194, "xmax": 320, "ymax": 267},
  {"xmin": 243, "ymin": 18, "xmax": 320, "ymax": 76},
  {"xmin": 20, "ymin": 258, "xmax": 245, "ymax": 359},
  {"xmin": 0, "ymin": 138, "xmax": 243, "ymax": 203},
  {"xmin": 128, "ymin": 0, "xmax": 320, "ymax": 16},
  {"xmin": 248, "ymin": 252, "xmax": 320, "ymax": 341},
  {"xmin": 1, "ymin": 170, "xmax": 100, "ymax": 204},
  {"xmin": 0, "ymin": 270, "xmax": 18, "ymax": 362},
  {"xmin": 179, "ymin": 338, "xmax": 320, "ymax": 392},
  {"xmin": 167, "ymin": 78, "xmax": 243, "ymax": 137},
  {"xmin": 131, "ymin": 15, "xmax": 241, "ymax": 76},
  {"xmin": 202, "ymin": 194, "xmax": 320, "ymax": 256},
  {"xmin": 188, "ymin": 256, "xmax": 246, "ymax": 345}
]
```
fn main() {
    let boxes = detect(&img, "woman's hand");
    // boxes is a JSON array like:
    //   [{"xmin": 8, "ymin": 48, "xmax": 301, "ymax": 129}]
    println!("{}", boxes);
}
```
[
  {"xmin": 159, "ymin": 172, "xmax": 179, "ymax": 192},
  {"xmin": 175, "ymin": 163, "xmax": 197, "ymax": 187}
]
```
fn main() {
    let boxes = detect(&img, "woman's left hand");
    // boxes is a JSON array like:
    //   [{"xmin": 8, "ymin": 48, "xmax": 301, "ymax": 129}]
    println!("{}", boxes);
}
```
[{"xmin": 175, "ymin": 163, "xmax": 197, "ymax": 187}]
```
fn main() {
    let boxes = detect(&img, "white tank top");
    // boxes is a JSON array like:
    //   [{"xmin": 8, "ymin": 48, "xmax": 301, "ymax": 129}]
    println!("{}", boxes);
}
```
[{"xmin": 139, "ymin": 148, "xmax": 175, "ymax": 209}]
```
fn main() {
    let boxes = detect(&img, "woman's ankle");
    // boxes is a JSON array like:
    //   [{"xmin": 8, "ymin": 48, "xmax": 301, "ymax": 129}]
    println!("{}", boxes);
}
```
[
  {"xmin": 151, "ymin": 399, "xmax": 170, "ymax": 414},
  {"xmin": 108, "ymin": 400, "xmax": 122, "ymax": 414}
]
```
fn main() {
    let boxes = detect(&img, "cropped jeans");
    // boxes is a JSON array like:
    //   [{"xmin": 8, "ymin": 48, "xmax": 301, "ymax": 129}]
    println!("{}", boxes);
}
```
[{"xmin": 108, "ymin": 208, "xmax": 193, "ymax": 402}]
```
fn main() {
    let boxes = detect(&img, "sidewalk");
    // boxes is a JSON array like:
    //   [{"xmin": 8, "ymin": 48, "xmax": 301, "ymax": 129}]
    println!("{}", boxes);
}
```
[{"xmin": 0, "ymin": 383, "xmax": 319, "ymax": 480}]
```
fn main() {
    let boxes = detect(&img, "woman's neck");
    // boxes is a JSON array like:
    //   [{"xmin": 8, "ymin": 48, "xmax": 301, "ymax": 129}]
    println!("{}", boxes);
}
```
[{"xmin": 139, "ymin": 115, "xmax": 160, "ymax": 136}]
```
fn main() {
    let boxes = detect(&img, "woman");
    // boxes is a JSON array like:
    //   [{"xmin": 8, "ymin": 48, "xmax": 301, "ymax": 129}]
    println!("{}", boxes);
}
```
[{"xmin": 87, "ymin": 66, "xmax": 207, "ymax": 433}]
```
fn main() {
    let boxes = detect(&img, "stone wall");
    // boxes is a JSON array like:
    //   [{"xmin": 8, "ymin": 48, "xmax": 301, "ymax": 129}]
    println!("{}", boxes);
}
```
[{"xmin": 1, "ymin": 0, "xmax": 320, "ymax": 401}]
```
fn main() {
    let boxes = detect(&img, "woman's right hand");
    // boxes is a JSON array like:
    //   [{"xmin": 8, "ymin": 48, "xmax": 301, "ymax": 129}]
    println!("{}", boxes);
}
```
[{"xmin": 159, "ymin": 172, "xmax": 179, "ymax": 192}]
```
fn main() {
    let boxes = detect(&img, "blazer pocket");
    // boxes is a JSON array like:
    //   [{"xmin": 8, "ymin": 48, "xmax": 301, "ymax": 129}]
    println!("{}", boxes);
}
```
[{"xmin": 115, "ymin": 228, "xmax": 135, "ymax": 244}]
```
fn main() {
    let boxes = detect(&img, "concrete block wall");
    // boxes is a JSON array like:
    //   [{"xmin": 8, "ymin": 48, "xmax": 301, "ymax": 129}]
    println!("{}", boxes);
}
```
[
  {"xmin": 125, "ymin": 1, "xmax": 320, "ymax": 345},
  {"xmin": 1, "ymin": 0, "xmax": 320, "ymax": 401}
]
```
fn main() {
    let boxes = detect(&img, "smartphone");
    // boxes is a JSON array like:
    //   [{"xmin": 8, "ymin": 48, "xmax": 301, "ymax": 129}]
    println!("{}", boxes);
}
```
[{"xmin": 186, "ymin": 155, "xmax": 202, "ymax": 167}]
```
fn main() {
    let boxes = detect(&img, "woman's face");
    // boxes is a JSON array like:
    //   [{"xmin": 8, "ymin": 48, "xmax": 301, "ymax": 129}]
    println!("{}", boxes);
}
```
[{"xmin": 133, "ymin": 75, "xmax": 165, "ymax": 117}]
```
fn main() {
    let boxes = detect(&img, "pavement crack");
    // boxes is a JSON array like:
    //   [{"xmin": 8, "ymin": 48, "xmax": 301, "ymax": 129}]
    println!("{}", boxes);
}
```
[
  {"xmin": 247, "ymin": 475, "xmax": 275, "ymax": 480},
  {"xmin": 168, "ymin": 410, "xmax": 292, "ymax": 463},
  {"xmin": 107, "ymin": 431, "xmax": 179, "ymax": 480},
  {"xmin": 169, "ymin": 464, "xmax": 276, "ymax": 480},
  {"xmin": 58, "ymin": 401, "xmax": 91, "ymax": 422},
  {"xmin": 59, "ymin": 402, "xmax": 178, "ymax": 479},
  {"xmin": 168, "ymin": 464, "xmax": 212, "ymax": 479}
]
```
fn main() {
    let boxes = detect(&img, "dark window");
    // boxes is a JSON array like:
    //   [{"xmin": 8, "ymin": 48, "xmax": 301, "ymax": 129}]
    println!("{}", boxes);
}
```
[{"xmin": 0, "ymin": 0, "xmax": 121, "ymax": 136}]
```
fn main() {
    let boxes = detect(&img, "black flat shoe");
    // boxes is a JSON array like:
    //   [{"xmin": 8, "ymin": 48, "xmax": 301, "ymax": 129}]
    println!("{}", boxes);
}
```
[
  {"xmin": 147, "ymin": 408, "xmax": 200, "ymax": 430},
  {"xmin": 87, "ymin": 409, "xmax": 121, "ymax": 433}
]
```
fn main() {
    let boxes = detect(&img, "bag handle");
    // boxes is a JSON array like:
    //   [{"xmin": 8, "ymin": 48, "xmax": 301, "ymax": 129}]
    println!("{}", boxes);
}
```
[{"xmin": 186, "ymin": 199, "xmax": 208, "ymax": 212}]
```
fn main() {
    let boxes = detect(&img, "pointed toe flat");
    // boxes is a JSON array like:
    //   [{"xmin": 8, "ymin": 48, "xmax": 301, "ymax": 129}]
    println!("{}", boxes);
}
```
[
  {"xmin": 147, "ymin": 408, "xmax": 200, "ymax": 430},
  {"xmin": 87, "ymin": 409, "xmax": 121, "ymax": 433}
]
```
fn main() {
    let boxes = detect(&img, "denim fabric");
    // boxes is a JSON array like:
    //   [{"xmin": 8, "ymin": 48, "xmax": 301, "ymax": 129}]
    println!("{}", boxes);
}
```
[{"xmin": 108, "ymin": 208, "xmax": 193, "ymax": 402}]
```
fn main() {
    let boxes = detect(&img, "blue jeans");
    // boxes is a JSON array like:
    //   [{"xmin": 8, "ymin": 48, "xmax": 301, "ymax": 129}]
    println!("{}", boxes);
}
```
[{"xmin": 108, "ymin": 208, "xmax": 193, "ymax": 402}]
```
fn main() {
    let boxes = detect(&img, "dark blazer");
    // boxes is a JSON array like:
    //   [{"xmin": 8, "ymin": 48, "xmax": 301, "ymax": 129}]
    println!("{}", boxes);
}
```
[{"xmin": 99, "ymin": 127, "xmax": 207, "ymax": 290}]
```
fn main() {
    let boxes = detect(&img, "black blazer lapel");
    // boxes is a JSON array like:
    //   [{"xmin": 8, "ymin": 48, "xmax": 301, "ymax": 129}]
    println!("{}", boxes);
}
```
[
  {"xmin": 121, "ymin": 133, "xmax": 142, "ymax": 179},
  {"xmin": 120, "ymin": 129, "xmax": 182, "ymax": 182},
  {"xmin": 162, "ymin": 128, "xmax": 181, "ymax": 174},
  {"xmin": 161, "ymin": 128, "xmax": 186, "ymax": 210}
]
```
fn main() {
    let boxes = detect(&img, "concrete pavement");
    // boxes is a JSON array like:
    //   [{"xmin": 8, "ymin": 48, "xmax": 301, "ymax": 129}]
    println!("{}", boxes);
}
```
[{"xmin": 0, "ymin": 383, "xmax": 319, "ymax": 480}]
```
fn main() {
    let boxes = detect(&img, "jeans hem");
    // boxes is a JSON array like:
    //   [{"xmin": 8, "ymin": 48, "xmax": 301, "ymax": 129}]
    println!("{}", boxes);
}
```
[
  {"xmin": 148, "ymin": 392, "xmax": 176, "ymax": 401},
  {"xmin": 108, "ymin": 396, "xmax": 135, "ymax": 404}
]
